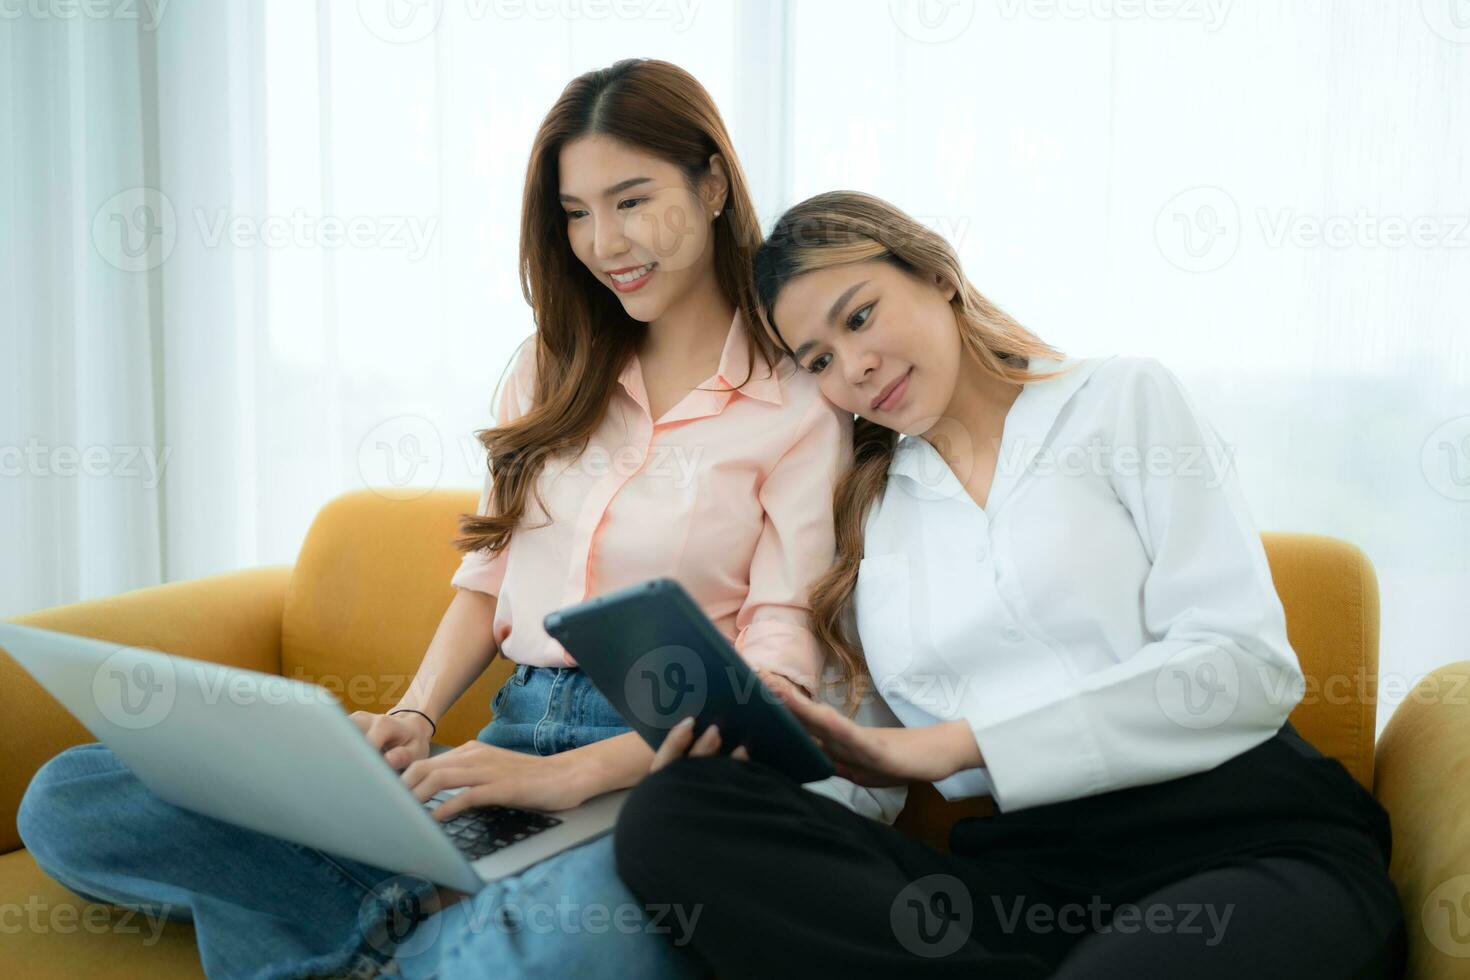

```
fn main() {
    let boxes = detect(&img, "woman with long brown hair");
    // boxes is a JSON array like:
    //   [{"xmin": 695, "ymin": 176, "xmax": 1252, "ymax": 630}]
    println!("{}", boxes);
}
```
[
  {"xmin": 615, "ymin": 190, "xmax": 1407, "ymax": 978},
  {"xmin": 17, "ymin": 61, "xmax": 904, "ymax": 980}
]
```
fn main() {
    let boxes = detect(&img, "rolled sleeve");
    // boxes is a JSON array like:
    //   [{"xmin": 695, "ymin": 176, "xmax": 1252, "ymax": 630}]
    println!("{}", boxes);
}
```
[
  {"xmin": 964, "ymin": 358, "xmax": 1305, "ymax": 812},
  {"xmin": 449, "ymin": 472, "xmax": 512, "ymax": 596},
  {"xmin": 732, "ymin": 396, "xmax": 853, "ymax": 695},
  {"xmin": 931, "ymin": 764, "xmax": 996, "ymax": 802},
  {"xmin": 450, "ymin": 338, "xmax": 537, "ymax": 598}
]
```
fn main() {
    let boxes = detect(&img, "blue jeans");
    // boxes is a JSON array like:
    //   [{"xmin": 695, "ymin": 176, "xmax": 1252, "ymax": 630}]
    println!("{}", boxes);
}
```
[{"xmin": 17, "ymin": 664, "xmax": 707, "ymax": 980}]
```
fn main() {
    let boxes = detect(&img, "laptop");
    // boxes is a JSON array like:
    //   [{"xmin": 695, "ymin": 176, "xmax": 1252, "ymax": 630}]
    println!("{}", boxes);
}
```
[{"xmin": 0, "ymin": 622, "xmax": 629, "ymax": 894}]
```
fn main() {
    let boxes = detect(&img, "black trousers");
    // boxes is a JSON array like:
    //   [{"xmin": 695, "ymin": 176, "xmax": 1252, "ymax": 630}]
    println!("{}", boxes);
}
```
[{"xmin": 613, "ymin": 720, "xmax": 1407, "ymax": 979}]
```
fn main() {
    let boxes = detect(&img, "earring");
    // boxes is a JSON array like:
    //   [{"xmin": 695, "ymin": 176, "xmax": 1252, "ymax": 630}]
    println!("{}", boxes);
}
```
[{"xmin": 713, "ymin": 209, "xmax": 721, "ymax": 217}]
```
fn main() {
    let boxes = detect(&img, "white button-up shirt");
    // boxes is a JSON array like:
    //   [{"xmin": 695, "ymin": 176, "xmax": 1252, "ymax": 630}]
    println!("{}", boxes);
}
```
[{"xmin": 854, "ymin": 354, "xmax": 1305, "ymax": 813}]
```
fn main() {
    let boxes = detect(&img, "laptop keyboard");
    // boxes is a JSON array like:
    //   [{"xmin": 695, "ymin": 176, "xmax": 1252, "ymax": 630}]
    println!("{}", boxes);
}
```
[{"xmin": 424, "ymin": 794, "xmax": 563, "ymax": 860}]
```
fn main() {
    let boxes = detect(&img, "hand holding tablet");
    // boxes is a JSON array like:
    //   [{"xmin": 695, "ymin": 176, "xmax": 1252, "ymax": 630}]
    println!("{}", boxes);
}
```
[{"xmin": 543, "ymin": 578, "xmax": 834, "ymax": 784}]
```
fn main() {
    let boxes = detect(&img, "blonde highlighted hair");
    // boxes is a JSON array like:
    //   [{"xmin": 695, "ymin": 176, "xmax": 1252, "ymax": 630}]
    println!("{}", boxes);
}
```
[{"xmin": 753, "ymin": 190, "xmax": 1074, "ymax": 713}]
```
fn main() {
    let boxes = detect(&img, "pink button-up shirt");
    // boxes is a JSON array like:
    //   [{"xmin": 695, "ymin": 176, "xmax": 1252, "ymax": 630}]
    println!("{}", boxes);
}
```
[{"xmin": 450, "ymin": 311, "xmax": 853, "ymax": 692}]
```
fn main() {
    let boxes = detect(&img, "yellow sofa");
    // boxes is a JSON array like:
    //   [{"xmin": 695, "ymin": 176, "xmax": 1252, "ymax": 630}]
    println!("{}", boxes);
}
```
[{"xmin": 2, "ymin": 489, "xmax": 1467, "ymax": 978}]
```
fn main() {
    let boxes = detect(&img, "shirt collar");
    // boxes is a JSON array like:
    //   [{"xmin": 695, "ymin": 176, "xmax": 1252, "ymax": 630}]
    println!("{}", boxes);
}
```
[
  {"xmin": 713, "ymin": 309, "xmax": 785, "ymax": 406},
  {"xmin": 889, "ymin": 353, "xmax": 1117, "ymax": 511},
  {"xmin": 617, "ymin": 309, "xmax": 785, "ymax": 418}
]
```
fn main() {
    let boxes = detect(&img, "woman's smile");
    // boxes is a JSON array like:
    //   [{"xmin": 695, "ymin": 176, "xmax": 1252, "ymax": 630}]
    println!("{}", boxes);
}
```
[{"xmin": 607, "ymin": 261, "xmax": 658, "ymax": 292}]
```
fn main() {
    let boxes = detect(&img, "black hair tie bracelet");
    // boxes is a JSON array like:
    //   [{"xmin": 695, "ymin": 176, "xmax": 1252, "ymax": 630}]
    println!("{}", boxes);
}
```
[{"xmin": 388, "ymin": 707, "xmax": 437, "ymax": 738}]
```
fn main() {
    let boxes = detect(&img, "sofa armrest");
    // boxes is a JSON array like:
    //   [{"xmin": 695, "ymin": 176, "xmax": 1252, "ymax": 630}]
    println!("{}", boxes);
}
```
[
  {"xmin": 1373, "ymin": 659, "xmax": 1470, "ymax": 979},
  {"xmin": 0, "ymin": 566, "xmax": 293, "ymax": 854}
]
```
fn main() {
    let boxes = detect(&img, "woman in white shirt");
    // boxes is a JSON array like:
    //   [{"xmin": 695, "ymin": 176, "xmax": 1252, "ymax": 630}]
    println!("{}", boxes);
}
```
[{"xmin": 613, "ymin": 190, "xmax": 1406, "ymax": 978}]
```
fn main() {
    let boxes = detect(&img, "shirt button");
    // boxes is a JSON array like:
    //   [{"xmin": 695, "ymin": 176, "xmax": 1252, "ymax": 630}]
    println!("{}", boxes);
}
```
[
  {"xmin": 975, "ymin": 540, "xmax": 988, "ymax": 561},
  {"xmin": 1003, "ymin": 626, "xmax": 1023, "ymax": 642}
]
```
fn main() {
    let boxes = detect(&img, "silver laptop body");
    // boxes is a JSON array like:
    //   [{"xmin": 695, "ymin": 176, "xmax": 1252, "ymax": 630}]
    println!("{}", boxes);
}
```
[{"xmin": 1, "ymin": 622, "xmax": 629, "ymax": 894}]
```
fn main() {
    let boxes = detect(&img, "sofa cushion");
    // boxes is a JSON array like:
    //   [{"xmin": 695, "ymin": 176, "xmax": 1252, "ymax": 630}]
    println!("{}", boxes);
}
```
[
  {"xmin": 281, "ymin": 489, "xmax": 513, "ymax": 745},
  {"xmin": 0, "ymin": 848, "xmax": 203, "ymax": 979}
]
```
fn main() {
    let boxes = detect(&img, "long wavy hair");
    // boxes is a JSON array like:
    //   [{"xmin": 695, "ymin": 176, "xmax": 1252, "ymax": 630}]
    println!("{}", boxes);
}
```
[
  {"xmin": 753, "ymin": 190, "xmax": 1073, "ymax": 713},
  {"xmin": 454, "ymin": 59, "xmax": 775, "ymax": 559}
]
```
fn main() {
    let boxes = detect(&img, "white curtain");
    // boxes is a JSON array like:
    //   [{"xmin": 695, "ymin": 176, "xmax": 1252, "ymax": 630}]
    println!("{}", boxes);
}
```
[{"xmin": 3, "ymin": 0, "xmax": 1466, "ymax": 734}]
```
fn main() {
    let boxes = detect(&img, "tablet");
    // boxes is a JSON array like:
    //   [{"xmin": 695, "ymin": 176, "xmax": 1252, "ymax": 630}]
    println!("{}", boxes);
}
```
[{"xmin": 543, "ymin": 577, "xmax": 834, "ymax": 784}]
